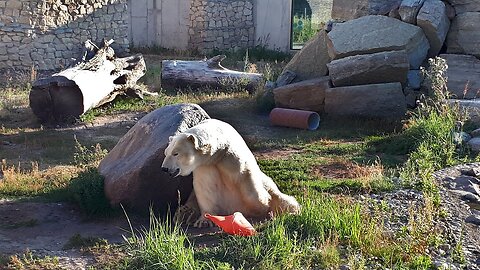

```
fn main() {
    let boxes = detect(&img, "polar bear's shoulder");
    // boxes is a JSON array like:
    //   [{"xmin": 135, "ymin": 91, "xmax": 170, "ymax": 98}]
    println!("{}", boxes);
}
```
[{"xmin": 185, "ymin": 119, "xmax": 251, "ymax": 157}]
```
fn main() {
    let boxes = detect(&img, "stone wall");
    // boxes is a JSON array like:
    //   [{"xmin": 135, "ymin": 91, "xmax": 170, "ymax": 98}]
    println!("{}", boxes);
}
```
[
  {"xmin": 0, "ymin": 0, "xmax": 129, "ymax": 71},
  {"xmin": 189, "ymin": 0, "xmax": 255, "ymax": 51}
]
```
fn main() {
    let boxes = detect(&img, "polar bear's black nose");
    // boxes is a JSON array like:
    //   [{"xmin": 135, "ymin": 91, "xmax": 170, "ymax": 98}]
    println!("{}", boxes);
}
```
[{"xmin": 161, "ymin": 167, "xmax": 169, "ymax": 172}]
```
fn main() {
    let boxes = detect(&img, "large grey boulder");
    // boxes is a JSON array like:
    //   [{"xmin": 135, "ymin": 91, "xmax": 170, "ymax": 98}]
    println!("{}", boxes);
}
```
[
  {"xmin": 327, "ymin": 15, "xmax": 430, "ymax": 69},
  {"xmin": 282, "ymin": 30, "xmax": 330, "ymax": 83},
  {"xmin": 273, "ymin": 77, "xmax": 332, "ymax": 112},
  {"xmin": 399, "ymin": 0, "xmax": 426, "ymax": 24},
  {"xmin": 324, "ymin": 82, "xmax": 407, "ymax": 118},
  {"xmin": 327, "ymin": 50, "xmax": 409, "ymax": 87},
  {"xmin": 417, "ymin": 0, "xmax": 451, "ymax": 57},
  {"xmin": 445, "ymin": 0, "xmax": 480, "ymax": 14},
  {"xmin": 441, "ymin": 54, "xmax": 480, "ymax": 99},
  {"xmin": 331, "ymin": 0, "xmax": 401, "ymax": 21},
  {"xmin": 407, "ymin": 69, "xmax": 422, "ymax": 89},
  {"xmin": 98, "ymin": 104, "xmax": 210, "ymax": 211},
  {"xmin": 446, "ymin": 12, "xmax": 480, "ymax": 58}
]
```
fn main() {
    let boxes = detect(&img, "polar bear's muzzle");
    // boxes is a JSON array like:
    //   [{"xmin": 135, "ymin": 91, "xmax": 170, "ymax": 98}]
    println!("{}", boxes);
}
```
[{"xmin": 161, "ymin": 164, "xmax": 180, "ymax": 177}]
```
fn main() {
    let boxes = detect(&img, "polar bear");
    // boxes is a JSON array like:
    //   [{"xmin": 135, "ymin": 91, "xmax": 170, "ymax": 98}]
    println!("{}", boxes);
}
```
[{"xmin": 161, "ymin": 119, "xmax": 300, "ymax": 228}]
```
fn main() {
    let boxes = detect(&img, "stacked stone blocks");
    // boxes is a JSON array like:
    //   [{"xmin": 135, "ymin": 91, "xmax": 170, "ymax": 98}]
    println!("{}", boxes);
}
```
[{"xmin": 189, "ymin": 0, "xmax": 255, "ymax": 52}]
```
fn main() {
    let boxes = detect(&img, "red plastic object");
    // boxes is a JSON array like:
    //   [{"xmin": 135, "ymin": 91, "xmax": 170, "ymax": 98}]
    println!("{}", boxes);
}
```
[
  {"xmin": 205, "ymin": 212, "xmax": 257, "ymax": 236},
  {"xmin": 270, "ymin": 108, "xmax": 320, "ymax": 130}
]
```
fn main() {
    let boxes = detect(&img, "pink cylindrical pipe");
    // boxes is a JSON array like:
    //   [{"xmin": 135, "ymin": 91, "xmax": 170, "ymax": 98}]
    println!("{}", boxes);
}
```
[{"xmin": 269, "ymin": 108, "xmax": 320, "ymax": 130}]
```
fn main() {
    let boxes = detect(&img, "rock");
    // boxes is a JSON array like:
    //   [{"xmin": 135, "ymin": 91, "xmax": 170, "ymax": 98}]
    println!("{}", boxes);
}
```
[
  {"xmin": 405, "ymin": 89, "xmax": 420, "ymax": 108},
  {"xmin": 389, "ymin": 5, "xmax": 402, "ymax": 18},
  {"xmin": 468, "ymin": 137, "xmax": 480, "ymax": 154},
  {"xmin": 399, "ymin": 0, "xmax": 426, "ymax": 24},
  {"xmin": 470, "ymin": 128, "xmax": 480, "ymax": 138},
  {"xmin": 446, "ymin": 0, "xmax": 480, "ymax": 14},
  {"xmin": 327, "ymin": 15, "xmax": 430, "ymax": 69},
  {"xmin": 327, "ymin": 50, "xmax": 409, "ymax": 87},
  {"xmin": 446, "ymin": 12, "xmax": 480, "ymax": 58},
  {"xmin": 462, "ymin": 192, "xmax": 480, "ymax": 203},
  {"xmin": 275, "ymin": 70, "xmax": 296, "ymax": 87},
  {"xmin": 324, "ymin": 82, "xmax": 407, "ymax": 118},
  {"xmin": 433, "ymin": 260, "xmax": 450, "ymax": 269},
  {"xmin": 331, "ymin": 0, "xmax": 402, "ymax": 21},
  {"xmin": 407, "ymin": 70, "xmax": 422, "ymax": 89},
  {"xmin": 453, "ymin": 131, "xmax": 472, "ymax": 145},
  {"xmin": 98, "ymin": 104, "xmax": 210, "ymax": 211},
  {"xmin": 264, "ymin": 81, "xmax": 276, "ymax": 91},
  {"xmin": 441, "ymin": 54, "xmax": 480, "ymax": 99},
  {"xmin": 468, "ymin": 137, "xmax": 480, "ymax": 153},
  {"xmin": 465, "ymin": 214, "xmax": 480, "ymax": 225},
  {"xmin": 417, "ymin": 0, "xmax": 451, "ymax": 57},
  {"xmin": 460, "ymin": 167, "xmax": 480, "ymax": 177},
  {"xmin": 444, "ymin": 1, "xmax": 456, "ymax": 19},
  {"xmin": 450, "ymin": 175, "xmax": 480, "ymax": 194},
  {"xmin": 273, "ymin": 77, "xmax": 332, "ymax": 112},
  {"xmin": 282, "ymin": 30, "xmax": 330, "ymax": 83}
]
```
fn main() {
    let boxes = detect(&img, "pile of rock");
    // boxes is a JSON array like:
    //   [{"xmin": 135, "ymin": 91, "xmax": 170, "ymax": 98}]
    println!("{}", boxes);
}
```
[{"xmin": 272, "ymin": 0, "xmax": 480, "ymax": 119}]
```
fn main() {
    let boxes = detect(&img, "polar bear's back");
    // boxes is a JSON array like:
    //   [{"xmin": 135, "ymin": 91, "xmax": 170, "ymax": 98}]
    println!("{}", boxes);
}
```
[{"xmin": 190, "ymin": 119, "xmax": 248, "ymax": 149}]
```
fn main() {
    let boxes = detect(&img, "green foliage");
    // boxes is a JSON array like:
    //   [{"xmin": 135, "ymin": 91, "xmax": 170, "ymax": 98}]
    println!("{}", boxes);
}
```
[
  {"xmin": 210, "ymin": 45, "xmax": 291, "ymax": 63},
  {"xmin": 292, "ymin": 15, "xmax": 321, "ymax": 45},
  {"xmin": 68, "ymin": 168, "xmax": 114, "ymax": 217},
  {"xmin": 73, "ymin": 136, "xmax": 108, "ymax": 168},
  {"xmin": 123, "ymin": 211, "xmax": 199, "ymax": 270},
  {"xmin": 400, "ymin": 57, "xmax": 467, "ymax": 191},
  {"xmin": 202, "ymin": 221, "xmax": 314, "ymax": 270}
]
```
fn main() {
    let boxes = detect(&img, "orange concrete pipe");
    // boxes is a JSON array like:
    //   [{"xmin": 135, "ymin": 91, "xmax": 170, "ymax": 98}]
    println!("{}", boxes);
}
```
[{"xmin": 269, "ymin": 108, "xmax": 320, "ymax": 130}]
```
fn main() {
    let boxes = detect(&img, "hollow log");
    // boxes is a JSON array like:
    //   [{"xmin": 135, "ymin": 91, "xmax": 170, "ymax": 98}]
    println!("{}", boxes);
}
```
[
  {"xmin": 161, "ymin": 55, "xmax": 263, "ymax": 93},
  {"xmin": 29, "ymin": 40, "xmax": 149, "ymax": 123}
]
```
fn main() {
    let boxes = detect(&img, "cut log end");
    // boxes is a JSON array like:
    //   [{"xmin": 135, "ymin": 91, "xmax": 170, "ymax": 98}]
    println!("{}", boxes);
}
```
[{"xmin": 29, "ymin": 40, "xmax": 147, "ymax": 123}]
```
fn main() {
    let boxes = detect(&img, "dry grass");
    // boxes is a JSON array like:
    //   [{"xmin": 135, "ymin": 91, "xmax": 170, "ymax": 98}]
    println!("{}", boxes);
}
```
[{"xmin": 312, "ymin": 159, "xmax": 384, "ymax": 180}]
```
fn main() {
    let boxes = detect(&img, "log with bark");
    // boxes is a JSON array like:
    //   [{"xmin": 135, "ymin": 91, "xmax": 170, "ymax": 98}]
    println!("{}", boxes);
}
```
[
  {"xmin": 29, "ymin": 39, "xmax": 151, "ymax": 123},
  {"xmin": 161, "ymin": 55, "xmax": 263, "ymax": 93}
]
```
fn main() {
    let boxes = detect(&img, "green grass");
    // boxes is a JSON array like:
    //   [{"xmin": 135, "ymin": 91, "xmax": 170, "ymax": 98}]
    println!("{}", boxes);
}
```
[
  {"xmin": 123, "ymin": 211, "xmax": 199, "ymax": 270},
  {"xmin": 0, "ymin": 55, "xmax": 471, "ymax": 269}
]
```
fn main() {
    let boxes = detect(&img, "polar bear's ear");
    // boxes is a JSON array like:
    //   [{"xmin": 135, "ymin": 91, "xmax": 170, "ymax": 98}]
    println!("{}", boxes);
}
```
[
  {"xmin": 187, "ymin": 134, "xmax": 200, "ymax": 149},
  {"xmin": 168, "ymin": 136, "xmax": 174, "ymax": 143},
  {"xmin": 187, "ymin": 134, "xmax": 211, "ymax": 154}
]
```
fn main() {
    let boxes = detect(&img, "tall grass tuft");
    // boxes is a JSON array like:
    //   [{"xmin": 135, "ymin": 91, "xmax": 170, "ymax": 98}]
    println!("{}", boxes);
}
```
[
  {"xmin": 400, "ymin": 57, "xmax": 467, "ymax": 191},
  {"xmin": 123, "ymin": 210, "xmax": 198, "ymax": 270}
]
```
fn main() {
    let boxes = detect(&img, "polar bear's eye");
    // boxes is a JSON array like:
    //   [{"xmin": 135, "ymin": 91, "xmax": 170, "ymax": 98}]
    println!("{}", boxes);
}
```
[{"xmin": 173, "ymin": 153, "xmax": 179, "ymax": 157}]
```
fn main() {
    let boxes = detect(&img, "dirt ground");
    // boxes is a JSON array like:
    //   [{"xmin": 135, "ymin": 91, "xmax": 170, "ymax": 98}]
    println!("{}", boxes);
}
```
[{"xmin": 0, "ymin": 104, "xmax": 266, "ymax": 269}]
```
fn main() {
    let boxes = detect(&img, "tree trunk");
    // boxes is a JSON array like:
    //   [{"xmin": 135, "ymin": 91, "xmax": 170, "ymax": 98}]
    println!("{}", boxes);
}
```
[
  {"xmin": 161, "ymin": 55, "xmax": 263, "ymax": 93},
  {"xmin": 29, "ymin": 40, "xmax": 148, "ymax": 123}
]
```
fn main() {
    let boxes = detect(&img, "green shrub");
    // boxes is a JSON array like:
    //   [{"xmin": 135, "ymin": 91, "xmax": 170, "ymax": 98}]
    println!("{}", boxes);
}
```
[
  {"xmin": 400, "ymin": 57, "xmax": 467, "ymax": 191},
  {"xmin": 68, "ymin": 168, "xmax": 114, "ymax": 217}
]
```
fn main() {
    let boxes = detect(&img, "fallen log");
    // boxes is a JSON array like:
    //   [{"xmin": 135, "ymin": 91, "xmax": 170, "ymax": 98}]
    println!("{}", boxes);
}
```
[
  {"xmin": 29, "ymin": 39, "xmax": 149, "ymax": 123},
  {"xmin": 161, "ymin": 55, "xmax": 263, "ymax": 93}
]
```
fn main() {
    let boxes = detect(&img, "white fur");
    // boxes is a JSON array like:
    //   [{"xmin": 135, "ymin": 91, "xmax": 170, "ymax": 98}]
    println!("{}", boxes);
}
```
[{"xmin": 162, "ymin": 119, "xmax": 300, "ymax": 227}]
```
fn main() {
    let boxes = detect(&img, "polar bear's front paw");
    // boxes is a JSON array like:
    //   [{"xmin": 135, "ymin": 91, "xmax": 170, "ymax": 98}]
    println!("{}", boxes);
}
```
[
  {"xmin": 193, "ymin": 216, "xmax": 215, "ymax": 228},
  {"xmin": 174, "ymin": 205, "xmax": 199, "ymax": 225}
]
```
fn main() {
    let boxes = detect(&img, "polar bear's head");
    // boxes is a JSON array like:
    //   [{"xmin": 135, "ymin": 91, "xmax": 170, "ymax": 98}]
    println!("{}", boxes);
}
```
[{"xmin": 161, "ymin": 133, "xmax": 209, "ymax": 177}]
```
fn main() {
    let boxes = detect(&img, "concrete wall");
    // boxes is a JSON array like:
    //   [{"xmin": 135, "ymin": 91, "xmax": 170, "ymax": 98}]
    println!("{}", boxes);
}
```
[
  {"xmin": 254, "ymin": 0, "xmax": 292, "ymax": 51},
  {"xmin": 0, "ymin": 0, "xmax": 129, "ymax": 71}
]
